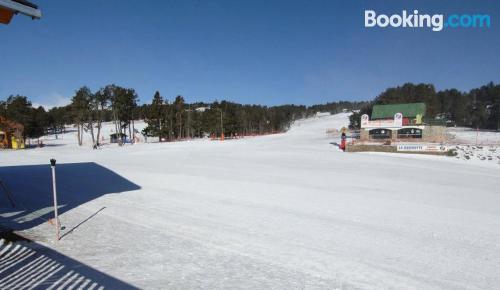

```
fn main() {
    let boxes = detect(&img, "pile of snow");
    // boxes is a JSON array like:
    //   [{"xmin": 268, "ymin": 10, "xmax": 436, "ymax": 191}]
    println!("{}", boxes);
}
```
[
  {"xmin": 444, "ymin": 127, "xmax": 500, "ymax": 166},
  {"xmin": 451, "ymin": 145, "xmax": 500, "ymax": 165},
  {"xmin": 1, "ymin": 113, "xmax": 500, "ymax": 289}
]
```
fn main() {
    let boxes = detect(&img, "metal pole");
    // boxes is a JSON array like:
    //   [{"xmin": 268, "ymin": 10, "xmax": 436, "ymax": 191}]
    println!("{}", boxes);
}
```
[{"xmin": 50, "ymin": 159, "xmax": 60, "ymax": 241}]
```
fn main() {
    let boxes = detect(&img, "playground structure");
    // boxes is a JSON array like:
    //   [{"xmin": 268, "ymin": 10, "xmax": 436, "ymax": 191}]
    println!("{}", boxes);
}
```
[{"xmin": 0, "ymin": 116, "xmax": 25, "ymax": 149}]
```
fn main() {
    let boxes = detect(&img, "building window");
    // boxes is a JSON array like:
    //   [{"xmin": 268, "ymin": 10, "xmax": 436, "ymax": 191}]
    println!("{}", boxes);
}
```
[
  {"xmin": 369, "ymin": 129, "xmax": 392, "ymax": 139},
  {"xmin": 397, "ymin": 128, "xmax": 422, "ymax": 139}
]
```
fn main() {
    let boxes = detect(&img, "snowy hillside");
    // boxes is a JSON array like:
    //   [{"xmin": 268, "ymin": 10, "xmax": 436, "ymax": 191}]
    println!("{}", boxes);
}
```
[{"xmin": 1, "ymin": 113, "xmax": 500, "ymax": 289}]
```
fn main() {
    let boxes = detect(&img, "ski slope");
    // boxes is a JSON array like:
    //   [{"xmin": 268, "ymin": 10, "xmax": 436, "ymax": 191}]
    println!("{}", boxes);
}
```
[{"xmin": 1, "ymin": 113, "xmax": 500, "ymax": 289}]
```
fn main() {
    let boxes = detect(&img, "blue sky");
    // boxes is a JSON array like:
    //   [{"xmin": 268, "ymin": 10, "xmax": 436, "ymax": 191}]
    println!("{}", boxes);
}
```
[{"xmin": 1, "ymin": 0, "xmax": 499, "ymax": 107}]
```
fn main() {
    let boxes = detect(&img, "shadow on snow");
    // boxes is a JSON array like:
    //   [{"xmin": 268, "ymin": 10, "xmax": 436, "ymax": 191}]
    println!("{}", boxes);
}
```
[
  {"xmin": 0, "ymin": 162, "xmax": 141, "ymax": 288},
  {"xmin": 0, "ymin": 162, "xmax": 141, "ymax": 231},
  {"xmin": 0, "ymin": 233, "xmax": 138, "ymax": 289}
]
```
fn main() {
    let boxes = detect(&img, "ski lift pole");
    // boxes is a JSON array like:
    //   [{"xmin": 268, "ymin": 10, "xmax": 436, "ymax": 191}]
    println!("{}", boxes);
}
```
[{"xmin": 50, "ymin": 159, "xmax": 60, "ymax": 241}]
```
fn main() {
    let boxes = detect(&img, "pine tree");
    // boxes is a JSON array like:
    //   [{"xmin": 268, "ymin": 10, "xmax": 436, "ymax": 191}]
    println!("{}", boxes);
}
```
[
  {"xmin": 71, "ymin": 87, "xmax": 92, "ymax": 146},
  {"xmin": 144, "ymin": 91, "xmax": 166, "ymax": 141},
  {"xmin": 174, "ymin": 95, "xmax": 185, "ymax": 139}
]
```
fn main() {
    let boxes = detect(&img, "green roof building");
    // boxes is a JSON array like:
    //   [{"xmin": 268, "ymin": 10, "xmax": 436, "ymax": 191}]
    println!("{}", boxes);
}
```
[{"xmin": 359, "ymin": 102, "xmax": 447, "ymax": 143}]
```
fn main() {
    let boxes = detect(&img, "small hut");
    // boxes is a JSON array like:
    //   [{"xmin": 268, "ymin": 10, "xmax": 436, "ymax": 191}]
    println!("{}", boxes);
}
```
[{"xmin": 110, "ymin": 133, "xmax": 127, "ymax": 144}]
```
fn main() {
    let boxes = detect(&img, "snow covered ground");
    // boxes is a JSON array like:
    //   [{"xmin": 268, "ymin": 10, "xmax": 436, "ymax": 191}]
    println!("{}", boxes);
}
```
[
  {"xmin": 1, "ymin": 113, "xmax": 500, "ymax": 289},
  {"xmin": 448, "ymin": 126, "xmax": 500, "ymax": 145},
  {"xmin": 444, "ymin": 127, "xmax": 500, "ymax": 165},
  {"xmin": 0, "ymin": 237, "xmax": 131, "ymax": 289}
]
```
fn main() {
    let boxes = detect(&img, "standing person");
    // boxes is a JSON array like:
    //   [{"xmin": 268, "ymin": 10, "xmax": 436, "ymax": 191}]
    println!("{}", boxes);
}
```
[{"xmin": 340, "ymin": 128, "xmax": 347, "ymax": 151}]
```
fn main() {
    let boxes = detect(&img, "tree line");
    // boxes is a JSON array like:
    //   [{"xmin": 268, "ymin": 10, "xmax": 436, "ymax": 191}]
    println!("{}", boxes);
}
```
[
  {"xmin": 6, "ymin": 81, "xmax": 495, "ymax": 147},
  {"xmin": 1, "ymin": 85, "xmax": 367, "ymax": 147},
  {"xmin": 0, "ymin": 85, "xmax": 139, "ymax": 147},
  {"xmin": 349, "ymin": 82, "xmax": 500, "ymax": 130}
]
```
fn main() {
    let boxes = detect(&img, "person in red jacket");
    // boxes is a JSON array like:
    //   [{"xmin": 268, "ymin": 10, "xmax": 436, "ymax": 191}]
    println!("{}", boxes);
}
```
[{"xmin": 340, "ymin": 132, "xmax": 346, "ymax": 151}]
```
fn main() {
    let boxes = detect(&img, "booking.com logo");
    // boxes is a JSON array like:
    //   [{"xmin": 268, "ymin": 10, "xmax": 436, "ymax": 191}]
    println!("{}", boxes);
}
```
[{"xmin": 365, "ymin": 10, "xmax": 491, "ymax": 32}]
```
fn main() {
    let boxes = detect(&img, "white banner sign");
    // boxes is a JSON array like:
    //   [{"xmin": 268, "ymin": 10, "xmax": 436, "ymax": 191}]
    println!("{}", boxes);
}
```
[
  {"xmin": 397, "ymin": 144, "xmax": 448, "ymax": 152},
  {"xmin": 360, "ymin": 113, "xmax": 404, "ymax": 129},
  {"xmin": 394, "ymin": 112, "xmax": 403, "ymax": 127}
]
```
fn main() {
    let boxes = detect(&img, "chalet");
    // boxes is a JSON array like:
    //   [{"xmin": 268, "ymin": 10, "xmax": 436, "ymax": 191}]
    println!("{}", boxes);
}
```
[
  {"xmin": 0, "ymin": 116, "xmax": 24, "ymax": 149},
  {"xmin": 360, "ymin": 103, "xmax": 445, "ymax": 142}
]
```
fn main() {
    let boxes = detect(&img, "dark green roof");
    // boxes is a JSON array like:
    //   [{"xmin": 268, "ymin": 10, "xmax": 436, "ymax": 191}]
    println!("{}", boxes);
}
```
[{"xmin": 371, "ymin": 103, "xmax": 426, "ymax": 119}]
